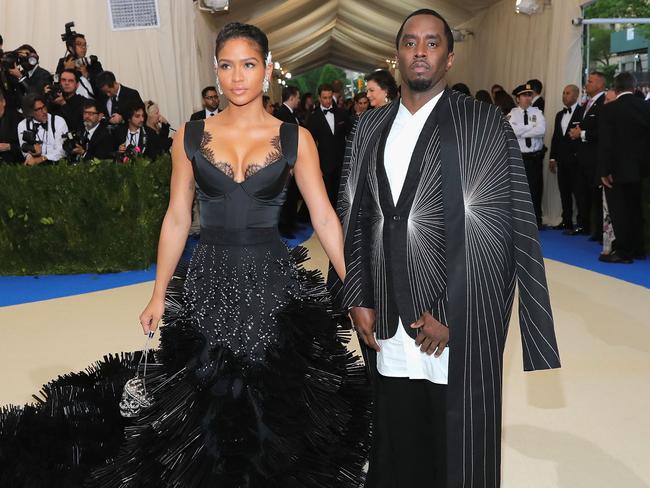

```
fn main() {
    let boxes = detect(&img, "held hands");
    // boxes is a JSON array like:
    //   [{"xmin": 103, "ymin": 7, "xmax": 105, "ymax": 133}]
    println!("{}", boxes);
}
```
[
  {"xmin": 601, "ymin": 174, "xmax": 614, "ymax": 189},
  {"xmin": 350, "ymin": 307, "xmax": 380, "ymax": 352},
  {"xmin": 568, "ymin": 126, "xmax": 581, "ymax": 140},
  {"xmin": 549, "ymin": 159, "xmax": 557, "ymax": 174},
  {"xmin": 140, "ymin": 295, "xmax": 165, "ymax": 334},
  {"xmin": 411, "ymin": 311, "xmax": 449, "ymax": 357}
]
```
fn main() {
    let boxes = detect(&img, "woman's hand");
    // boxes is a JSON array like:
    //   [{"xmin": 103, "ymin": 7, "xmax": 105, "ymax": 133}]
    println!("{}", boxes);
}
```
[{"xmin": 139, "ymin": 296, "xmax": 165, "ymax": 334}]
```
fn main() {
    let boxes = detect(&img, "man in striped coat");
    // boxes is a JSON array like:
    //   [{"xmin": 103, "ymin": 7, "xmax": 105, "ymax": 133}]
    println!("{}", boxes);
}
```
[{"xmin": 329, "ymin": 9, "xmax": 560, "ymax": 488}]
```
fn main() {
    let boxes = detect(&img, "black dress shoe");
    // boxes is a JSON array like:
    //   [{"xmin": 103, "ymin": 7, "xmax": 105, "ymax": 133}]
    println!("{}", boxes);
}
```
[
  {"xmin": 552, "ymin": 223, "xmax": 572, "ymax": 230},
  {"xmin": 598, "ymin": 252, "xmax": 633, "ymax": 264},
  {"xmin": 565, "ymin": 227, "xmax": 587, "ymax": 236}
]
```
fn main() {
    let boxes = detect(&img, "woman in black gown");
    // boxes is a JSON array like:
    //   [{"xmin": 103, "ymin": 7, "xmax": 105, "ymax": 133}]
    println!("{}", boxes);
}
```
[{"xmin": 0, "ymin": 23, "xmax": 370, "ymax": 487}]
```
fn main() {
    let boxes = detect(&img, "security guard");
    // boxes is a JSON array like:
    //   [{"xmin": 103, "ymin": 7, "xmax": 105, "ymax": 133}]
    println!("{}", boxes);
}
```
[{"xmin": 508, "ymin": 83, "xmax": 546, "ymax": 228}]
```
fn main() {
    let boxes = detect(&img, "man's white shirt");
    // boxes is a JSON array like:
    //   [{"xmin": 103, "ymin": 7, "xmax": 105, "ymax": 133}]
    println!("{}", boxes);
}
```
[
  {"xmin": 507, "ymin": 105, "xmax": 546, "ymax": 153},
  {"xmin": 376, "ymin": 91, "xmax": 449, "ymax": 385},
  {"xmin": 17, "ymin": 113, "xmax": 68, "ymax": 162}
]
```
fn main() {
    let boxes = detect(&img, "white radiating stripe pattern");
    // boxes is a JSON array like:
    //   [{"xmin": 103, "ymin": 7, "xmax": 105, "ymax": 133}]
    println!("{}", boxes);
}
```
[
  {"xmin": 338, "ymin": 107, "xmax": 395, "ymax": 310},
  {"xmin": 406, "ymin": 126, "xmax": 448, "ymax": 323}
]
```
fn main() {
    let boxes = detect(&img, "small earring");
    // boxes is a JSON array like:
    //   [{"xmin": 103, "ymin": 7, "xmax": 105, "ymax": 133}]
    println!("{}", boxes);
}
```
[
  {"xmin": 384, "ymin": 96, "xmax": 389, "ymax": 104},
  {"xmin": 263, "ymin": 76, "xmax": 270, "ymax": 93}
]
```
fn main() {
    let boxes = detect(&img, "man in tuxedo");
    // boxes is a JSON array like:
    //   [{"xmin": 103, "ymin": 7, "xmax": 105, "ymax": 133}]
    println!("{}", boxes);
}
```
[
  {"xmin": 0, "ymin": 91, "xmax": 24, "ymax": 163},
  {"xmin": 528, "ymin": 78, "xmax": 545, "ymax": 112},
  {"xmin": 549, "ymin": 84, "xmax": 584, "ymax": 230},
  {"xmin": 55, "ymin": 32, "xmax": 103, "ymax": 98},
  {"xmin": 330, "ymin": 9, "xmax": 559, "ymax": 488},
  {"xmin": 306, "ymin": 83, "xmax": 351, "ymax": 206},
  {"xmin": 274, "ymin": 85, "xmax": 301, "ymax": 125},
  {"xmin": 598, "ymin": 72, "xmax": 650, "ymax": 263},
  {"xmin": 10, "ymin": 45, "xmax": 52, "ymax": 96},
  {"xmin": 190, "ymin": 86, "xmax": 221, "ymax": 120},
  {"xmin": 96, "ymin": 71, "xmax": 143, "ymax": 128},
  {"xmin": 17, "ymin": 94, "xmax": 68, "ymax": 164},
  {"xmin": 71, "ymin": 99, "xmax": 114, "ymax": 161},
  {"xmin": 569, "ymin": 71, "xmax": 606, "ymax": 238},
  {"xmin": 113, "ymin": 102, "xmax": 164, "ymax": 161}
]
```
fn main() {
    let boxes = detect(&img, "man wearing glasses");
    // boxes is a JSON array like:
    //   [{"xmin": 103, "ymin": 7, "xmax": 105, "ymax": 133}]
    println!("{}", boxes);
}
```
[
  {"xmin": 68, "ymin": 99, "xmax": 113, "ymax": 161},
  {"xmin": 17, "ymin": 94, "xmax": 67, "ymax": 165},
  {"xmin": 190, "ymin": 86, "xmax": 221, "ymax": 120}
]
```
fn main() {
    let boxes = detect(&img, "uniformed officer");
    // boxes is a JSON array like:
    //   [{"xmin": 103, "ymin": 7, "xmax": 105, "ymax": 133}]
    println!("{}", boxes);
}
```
[{"xmin": 508, "ymin": 83, "xmax": 546, "ymax": 228}]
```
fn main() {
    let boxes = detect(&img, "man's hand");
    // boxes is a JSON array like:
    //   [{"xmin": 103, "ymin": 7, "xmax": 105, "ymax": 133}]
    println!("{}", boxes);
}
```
[
  {"xmin": 24, "ymin": 154, "xmax": 44, "ymax": 166},
  {"xmin": 8, "ymin": 66, "xmax": 22, "ymax": 80},
  {"xmin": 601, "ymin": 174, "xmax": 613, "ymax": 189},
  {"xmin": 109, "ymin": 114, "xmax": 123, "ymax": 125},
  {"xmin": 63, "ymin": 58, "xmax": 76, "ymax": 70},
  {"xmin": 72, "ymin": 144, "xmax": 85, "ymax": 156},
  {"xmin": 32, "ymin": 144, "xmax": 42, "ymax": 156},
  {"xmin": 549, "ymin": 159, "xmax": 557, "ymax": 174},
  {"xmin": 53, "ymin": 94, "xmax": 66, "ymax": 106},
  {"xmin": 0, "ymin": 143, "xmax": 11, "ymax": 152},
  {"xmin": 350, "ymin": 307, "xmax": 380, "ymax": 352},
  {"xmin": 78, "ymin": 64, "xmax": 89, "ymax": 78},
  {"xmin": 411, "ymin": 312, "xmax": 449, "ymax": 357},
  {"xmin": 568, "ymin": 126, "xmax": 581, "ymax": 140},
  {"xmin": 118, "ymin": 143, "xmax": 126, "ymax": 153}
]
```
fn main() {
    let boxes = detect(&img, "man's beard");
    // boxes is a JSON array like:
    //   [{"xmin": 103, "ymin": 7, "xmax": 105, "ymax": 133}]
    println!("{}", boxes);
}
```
[{"xmin": 405, "ymin": 76, "xmax": 434, "ymax": 92}]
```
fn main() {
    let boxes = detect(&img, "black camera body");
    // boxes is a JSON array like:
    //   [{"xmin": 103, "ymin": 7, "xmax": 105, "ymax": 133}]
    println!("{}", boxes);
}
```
[
  {"xmin": 1, "ymin": 50, "xmax": 37, "ymax": 74},
  {"xmin": 21, "ymin": 126, "xmax": 42, "ymax": 154},
  {"xmin": 63, "ymin": 130, "xmax": 85, "ymax": 160}
]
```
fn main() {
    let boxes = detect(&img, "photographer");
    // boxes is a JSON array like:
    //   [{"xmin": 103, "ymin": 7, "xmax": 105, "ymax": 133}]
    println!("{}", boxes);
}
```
[
  {"xmin": 96, "ymin": 71, "xmax": 143, "ymax": 127},
  {"xmin": 48, "ymin": 69, "xmax": 85, "ymax": 131},
  {"xmin": 113, "ymin": 101, "xmax": 163, "ymax": 161},
  {"xmin": 0, "ymin": 90, "xmax": 24, "ymax": 163},
  {"xmin": 77, "ymin": 99, "xmax": 113, "ymax": 160},
  {"xmin": 145, "ymin": 100, "xmax": 172, "ymax": 153},
  {"xmin": 55, "ymin": 25, "xmax": 103, "ymax": 97},
  {"xmin": 17, "ymin": 93, "xmax": 67, "ymax": 165},
  {"xmin": 9, "ymin": 45, "xmax": 52, "ymax": 96},
  {"xmin": 0, "ymin": 34, "xmax": 24, "ymax": 111}
]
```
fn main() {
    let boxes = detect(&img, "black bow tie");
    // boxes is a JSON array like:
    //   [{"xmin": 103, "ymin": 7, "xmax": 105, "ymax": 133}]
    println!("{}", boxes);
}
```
[
  {"xmin": 563, "ymin": 107, "xmax": 573, "ymax": 114},
  {"xmin": 322, "ymin": 108, "xmax": 334, "ymax": 115},
  {"xmin": 37, "ymin": 122, "xmax": 48, "ymax": 132}
]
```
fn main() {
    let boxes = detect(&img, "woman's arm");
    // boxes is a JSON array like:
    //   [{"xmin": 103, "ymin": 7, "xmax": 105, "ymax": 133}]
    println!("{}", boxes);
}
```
[
  {"xmin": 294, "ymin": 126, "xmax": 346, "ymax": 281},
  {"xmin": 140, "ymin": 124, "xmax": 195, "ymax": 333}
]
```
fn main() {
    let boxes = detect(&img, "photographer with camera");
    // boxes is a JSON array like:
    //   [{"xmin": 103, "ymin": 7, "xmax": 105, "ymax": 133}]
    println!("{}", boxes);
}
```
[
  {"xmin": 55, "ymin": 24, "xmax": 103, "ymax": 98},
  {"xmin": 17, "ymin": 93, "xmax": 67, "ymax": 165},
  {"xmin": 113, "ymin": 101, "xmax": 163, "ymax": 162},
  {"xmin": 0, "ymin": 34, "xmax": 25, "ymax": 111},
  {"xmin": 47, "ymin": 69, "xmax": 85, "ymax": 131},
  {"xmin": 76, "ymin": 99, "xmax": 113, "ymax": 161},
  {"xmin": 96, "ymin": 71, "xmax": 143, "ymax": 128},
  {"xmin": 0, "ymin": 90, "xmax": 24, "ymax": 163},
  {"xmin": 8, "ymin": 44, "xmax": 52, "ymax": 96}
]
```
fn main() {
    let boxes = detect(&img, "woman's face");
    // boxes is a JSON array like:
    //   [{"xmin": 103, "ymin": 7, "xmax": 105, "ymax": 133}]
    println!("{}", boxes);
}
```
[
  {"xmin": 366, "ymin": 80, "xmax": 387, "ymax": 108},
  {"xmin": 148, "ymin": 107, "xmax": 160, "ymax": 125},
  {"xmin": 215, "ymin": 38, "xmax": 272, "ymax": 107}
]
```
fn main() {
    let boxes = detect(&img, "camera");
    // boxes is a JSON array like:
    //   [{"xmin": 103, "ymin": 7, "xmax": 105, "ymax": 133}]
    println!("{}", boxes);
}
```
[
  {"xmin": 62, "ymin": 130, "xmax": 86, "ymax": 161},
  {"xmin": 21, "ymin": 127, "xmax": 42, "ymax": 154},
  {"xmin": 0, "ymin": 50, "xmax": 37, "ymax": 75},
  {"xmin": 47, "ymin": 74, "xmax": 63, "ymax": 104},
  {"xmin": 75, "ymin": 55, "xmax": 98, "ymax": 67}
]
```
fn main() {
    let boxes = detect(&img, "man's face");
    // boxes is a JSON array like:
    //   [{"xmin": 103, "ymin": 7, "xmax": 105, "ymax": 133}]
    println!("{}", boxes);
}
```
[
  {"xmin": 74, "ymin": 37, "xmax": 87, "ymax": 58},
  {"xmin": 32, "ymin": 100, "xmax": 48, "ymax": 124},
  {"xmin": 319, "ymin": 90, "xmax": 333, "ymax": 109},
  {"xmin": 585, "ymin": 74, "xmax": 605, "ymax": 97},
  {"xmin": 355, "ymin": 96, "xmax": 369, "ymax": 114},
  {"xmin": 60, "ymin": 72, "xmax": 78, "ymax": 95},
  {"xmin": 101, "ymin": 83, "xmax": 118, "ymax": 98},
  {"xmin": 287, "ymin": 92, "xmax": 300, "ymax": 110},
  {"xmin": 305, "ymin": 96, "xmax": 314, "ymax": 110},
  {"xmin": 129, "ymin": 109, "xmax": 145, "ymax": 129},
  {"xmin": 83, "ymin": 106, "xmax": 101, "ymax": 129},
  {"xmin": 562, "ymin": 86, "xmax": 579, "ymax": 107},
  {"xmin": 397, "ymin": 14, "xmax": 454, "ymax": 93},
  {"xmin": 517, "ymin": 93, "xmax": 533, "ymax": 110},
  {"xmin": 203, "ymin": 90, "xmax": 220, "ymax": 111}
]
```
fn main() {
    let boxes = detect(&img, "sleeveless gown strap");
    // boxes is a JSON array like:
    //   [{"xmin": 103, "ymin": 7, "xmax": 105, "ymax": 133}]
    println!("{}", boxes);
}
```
[
  {"xmin": 280, "ymin": 122, "xmax": 299, "ymax": 168},
  {"xmin": 183, "ymin": 120, "xmax": 205, "ymax": 161}
]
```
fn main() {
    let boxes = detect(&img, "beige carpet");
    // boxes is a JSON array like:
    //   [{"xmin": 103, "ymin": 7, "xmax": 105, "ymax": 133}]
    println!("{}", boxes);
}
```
[{"xmin": 1, "ymin": 234, "xmax": 649, "ymax": 487}]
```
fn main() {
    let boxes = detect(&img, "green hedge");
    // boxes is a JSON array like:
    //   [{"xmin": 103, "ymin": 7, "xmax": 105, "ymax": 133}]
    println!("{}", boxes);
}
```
[{"xmin": 0, "ymin": 157, "xmax": 171, "ymax": 275}]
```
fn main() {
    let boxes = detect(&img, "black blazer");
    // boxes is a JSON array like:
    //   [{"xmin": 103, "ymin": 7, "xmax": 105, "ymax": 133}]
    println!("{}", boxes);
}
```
[
  {"xmin": 598, "ymin": 93, "xmax": 650, "ymax": 184},
  {"xmin": 112, "ymin": 124, "xmax": 165, "ymax": 159},
  {"xmin": 50, "ymin": 93, "xmax": 85, "ymax": 132},
  {"xmin": 577, "ymin": 93, "xmax": 605, "ymax": 184},
  {"xmin": 532, "ymin": 96, "xmax": 545, "ymax": 112},
  {"xmin": 83, "ymin": 122, "xmax": 115, "ymax": 160},
  {"xmin": 0, "ymin": 108, "xmax": 25, "ymax": 163},
  {"xmin": 20, "ymin": 66, "xmax": 53, "ymax": 95},
  {"xmin": 103, "ymin": 84, "xmax": 143, "ymax": 119},
  {"xmin": 306, "ymin": 106, "xmax": 350, "ymax": 173},
  {"xmin": 549, "ymin": 104, "xmax": 584, "ymax": 164},
  {"xmin": 190, "ymin": 109, "xmax": 220, "ymax": 121},
  {"xmin": 273, "ymin": 104, "xmax": 300, "ymax": 125}
]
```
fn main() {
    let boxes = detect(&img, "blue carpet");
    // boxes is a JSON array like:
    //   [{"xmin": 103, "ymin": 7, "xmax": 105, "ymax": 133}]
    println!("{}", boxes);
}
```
[
  {"xmin": 0, "ymin": 224, "xmax": 315, "ymax": 308},
  {"xmin": 538, "ymin": 229, "xmax": 650, "ymax": 289}
]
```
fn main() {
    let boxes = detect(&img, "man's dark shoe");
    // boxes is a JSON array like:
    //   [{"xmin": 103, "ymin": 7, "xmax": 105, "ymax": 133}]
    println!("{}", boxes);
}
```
[{"xmin": 598, "ymin": 252, "xmax": 633, "ymax": 264}]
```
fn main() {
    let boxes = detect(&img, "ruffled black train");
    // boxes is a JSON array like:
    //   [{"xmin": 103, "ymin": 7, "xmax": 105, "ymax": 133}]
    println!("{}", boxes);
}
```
[{"xmin": 0, "ymin": 243, "xmax": 371, "ymax": 488}]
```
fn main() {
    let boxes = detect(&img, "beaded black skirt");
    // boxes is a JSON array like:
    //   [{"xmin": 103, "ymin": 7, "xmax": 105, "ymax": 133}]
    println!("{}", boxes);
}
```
[{"xmin": 0, "ymin": 229, "xmax": 371, "ymax": 487}]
